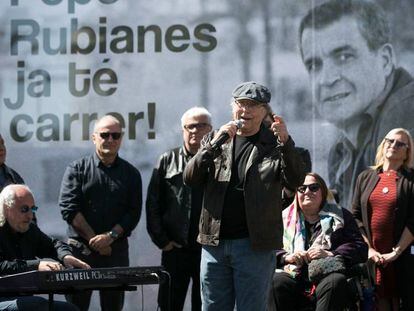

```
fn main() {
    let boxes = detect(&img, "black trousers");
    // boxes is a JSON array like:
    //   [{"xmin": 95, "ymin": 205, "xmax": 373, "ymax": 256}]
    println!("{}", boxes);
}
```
[
  {"xmin": 158, "ymin": 247, "xmax": 201, "ymax": 311},
  {"xmin": 270, "ymin": 271, "xmax": 350, "ymax": 311},
  {"xmin": 65, "ymin": 238, "xmax": 129, "ymax": 311}
]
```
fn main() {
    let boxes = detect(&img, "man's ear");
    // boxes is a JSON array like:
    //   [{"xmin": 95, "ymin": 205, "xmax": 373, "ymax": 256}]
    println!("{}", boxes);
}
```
[
  {"xmin": 379, "ymin": 43, "xmax": 395, "ymax": 78},
  {"xmin": 91, "ymin": 133, "xmax": 96, "ymax": 145}
]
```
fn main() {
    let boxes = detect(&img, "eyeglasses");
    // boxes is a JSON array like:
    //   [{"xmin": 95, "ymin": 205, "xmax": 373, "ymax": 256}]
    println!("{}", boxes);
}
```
[
  {"xmin": 384, "ymin": 138, "xmax": 408, "ymax": 149},
  {"xmin": 19, "ymin": 205, "xmax": 38, "ymax": 213},
  {"xmin": 183, "ymin": 123, "xmax": 211, "ymax": 131},
  {"xmin": 297, "ymin": 183, "xmax": 321, "ymax": 194},
  {"xmin": 234, "ymin": 100, "xmax": 265, "ymax": 110},
  {"xmin": 98, "ymin": 132, "xmax": 122, "ymax": 140}
]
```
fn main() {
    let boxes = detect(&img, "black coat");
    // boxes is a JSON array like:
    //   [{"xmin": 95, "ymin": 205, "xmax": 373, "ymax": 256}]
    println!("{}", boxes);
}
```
[
  {"xmin": 0, "ymin": 164, "xmax": 24, "ymax": 192},
  {"xmin": 146, "ymin": 146, "xmax": 201, "ymax": 249},
  {"xmin": 0, "ymin": 223, "xmax": 72, "ymax": 276},
  {"xmin": 184, "ymin": 126, "xmax": 306, "ymax": 251},
  {"xmin": 352, "ymin": 167, "xmax": 414, "ymax": 308}
]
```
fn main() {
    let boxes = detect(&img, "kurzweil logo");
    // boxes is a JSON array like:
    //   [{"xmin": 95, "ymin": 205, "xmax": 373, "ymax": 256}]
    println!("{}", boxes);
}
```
[{"xmin": 52, "ymin": 270, "xmax": 115, "ymax": 282}]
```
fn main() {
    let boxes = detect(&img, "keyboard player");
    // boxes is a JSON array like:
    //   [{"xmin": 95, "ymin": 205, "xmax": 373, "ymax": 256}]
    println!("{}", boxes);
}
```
[{"xmin": 0, "ymin": 184, "xmax": 90, "ymax": 311}]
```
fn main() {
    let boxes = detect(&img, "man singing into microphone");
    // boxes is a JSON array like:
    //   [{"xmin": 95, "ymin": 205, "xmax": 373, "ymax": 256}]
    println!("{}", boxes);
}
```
[{"xmin": 184, "ymin": 81, "xmax": 305, "ymax": 311}]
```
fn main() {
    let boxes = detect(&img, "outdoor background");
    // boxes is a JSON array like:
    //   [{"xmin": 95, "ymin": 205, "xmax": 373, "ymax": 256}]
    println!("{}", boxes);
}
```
[{"xmin": 0, "ymin": 0, "xmax": 413, "ymax": 309}]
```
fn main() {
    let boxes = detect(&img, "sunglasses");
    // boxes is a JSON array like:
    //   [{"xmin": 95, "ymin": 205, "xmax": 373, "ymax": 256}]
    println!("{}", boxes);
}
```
[
  {"xmin": 297, "ymin": 183, "xmax": 321, "ymax": 194},
  {"xmin": 384, "ymin": 138, "xmax": 408, "ymax": 149},
  {"xmin": 98, "ymin": 132, "xmax": 122, "ymax": 140},
  {"xmin": 183, "ymin": 123, "xmax": 210, "ymax": 131},
  {"xmin": 20, "ymin": 205, "xmax": 38, "ymax": 213}
]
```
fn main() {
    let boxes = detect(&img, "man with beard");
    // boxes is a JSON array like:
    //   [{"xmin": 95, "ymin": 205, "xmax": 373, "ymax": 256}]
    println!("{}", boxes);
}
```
[{"xmin": 184, "ymin": 82, "xmax": 305, "ymax": 310}]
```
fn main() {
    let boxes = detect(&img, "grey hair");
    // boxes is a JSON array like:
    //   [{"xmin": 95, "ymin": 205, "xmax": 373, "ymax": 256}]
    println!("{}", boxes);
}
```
[
  {"xmin": 93, "ymin": 115, "xmax": 122, "ymax": 133},
  {"xmin": 0, "ymin": 184, "xmax": 33, "ymax": 227},
  {"xmin": 180, "ymin": 107, "xmax": 212, "ymax": 128}
]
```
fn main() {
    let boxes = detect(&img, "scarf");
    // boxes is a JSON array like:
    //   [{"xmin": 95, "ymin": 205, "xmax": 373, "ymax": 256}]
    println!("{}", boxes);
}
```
[{"xmin": 281, "ymin": 191, "xmax": 344, "ymax": 277}]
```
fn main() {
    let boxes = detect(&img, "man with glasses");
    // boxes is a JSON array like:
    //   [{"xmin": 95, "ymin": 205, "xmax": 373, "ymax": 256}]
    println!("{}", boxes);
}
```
[
  {"xmin": 0, "ymin": 133, "xmax": 25, "ymax": 192},
  {"xmin": 146, "ymin": 107, "xmax": 212, "ymax": 311},
  {"xmin": 59, "ymin": 115, "xmax": 142, "ymax": 311},
  {"xmin": 184, "ymin": 82, "xmax": 305, "ymax": 311},
  {"xmin": 0, "ymin": 184, "xmax": 90, "ymax": 311}
]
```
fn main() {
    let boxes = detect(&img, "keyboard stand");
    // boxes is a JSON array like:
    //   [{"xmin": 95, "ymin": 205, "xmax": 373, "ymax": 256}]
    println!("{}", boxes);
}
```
[{"xmin": 46, "ymin": 285, "xmax": 139, "ymax": 311}]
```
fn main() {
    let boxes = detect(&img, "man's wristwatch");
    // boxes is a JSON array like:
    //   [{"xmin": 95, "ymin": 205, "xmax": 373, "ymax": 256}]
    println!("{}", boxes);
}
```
[{"xmin": 108, "ymin": 230, "xmax": 119, "ymax": 240}]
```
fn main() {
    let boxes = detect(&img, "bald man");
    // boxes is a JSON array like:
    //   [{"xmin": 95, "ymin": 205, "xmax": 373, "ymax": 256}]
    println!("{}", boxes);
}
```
[
  {"xmin": 59, "ymin": 115, "xmax": 142, "ymax": 311},
  {"xmin": 0, "ymin": 184, "xmax": 90, "ymax": 311}
]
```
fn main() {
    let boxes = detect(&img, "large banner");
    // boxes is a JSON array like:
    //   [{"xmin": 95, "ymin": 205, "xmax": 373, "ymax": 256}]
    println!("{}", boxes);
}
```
[{"xmin": 1, "ymin": 0, "xmax": 413, "ymax": 309}]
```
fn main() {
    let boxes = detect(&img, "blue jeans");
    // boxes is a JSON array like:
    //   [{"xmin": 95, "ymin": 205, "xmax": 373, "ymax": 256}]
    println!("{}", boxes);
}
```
[
  {"xmin": 0, "ymin": 296, "xmax": 79, "ymax": 311},
  {"xmin": 200, "ymin": 238, "xmax": 276, "ymax": 311}
]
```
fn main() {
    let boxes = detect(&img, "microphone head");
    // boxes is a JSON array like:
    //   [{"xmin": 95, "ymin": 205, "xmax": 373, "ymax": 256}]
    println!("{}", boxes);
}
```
[{"xmin": 234, "ymin": 119, "xmax": 244, "ymax": 129}]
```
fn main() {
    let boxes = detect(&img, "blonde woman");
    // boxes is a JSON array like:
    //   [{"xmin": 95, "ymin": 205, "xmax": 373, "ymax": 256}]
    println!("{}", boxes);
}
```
[{"xmin": 352, "ymin": 128, "xmax": 414, "ymax": 311}]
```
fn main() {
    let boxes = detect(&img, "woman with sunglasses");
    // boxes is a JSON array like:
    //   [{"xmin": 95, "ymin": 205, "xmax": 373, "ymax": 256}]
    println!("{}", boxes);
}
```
[
  {"xmin": 269, "ymin": 172, "xmax": 367, "ymax": 311},
  {"xmin": 352, "ymin": 128, "xmax": 414, "ymax": 311}
]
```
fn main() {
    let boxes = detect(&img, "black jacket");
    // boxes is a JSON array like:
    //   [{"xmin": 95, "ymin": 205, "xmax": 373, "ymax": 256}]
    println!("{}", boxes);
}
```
[
  {"xmin": 352, "ymin": 167, "xmax": 414, "ymax": 308},
  {"xmin": 146, "ymin": 146, "xmax": 201, "ymax": 249},
  {"xmin": 352, "ymin": 167, "xmax": 414, "ymax": 249},
  {"xmin": 0, "ymin": 223, "xmax": 72, "ymax": 276},
  {"xmin": 184, "ymin": 126, "xmax": 306, "ymax": 251},
  {"xmin": 0, "ymin": 164, "xmax": 24, "ymax": 192},
  {"xmin": 59, "ymin": 153, "xmax": 142, "ymax": 240}
]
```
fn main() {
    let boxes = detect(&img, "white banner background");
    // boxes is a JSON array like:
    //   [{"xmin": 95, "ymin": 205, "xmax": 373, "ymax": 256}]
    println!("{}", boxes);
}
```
[{"xmin": 1, "ymin": 0, "xmax": 413, "ymax": 309}]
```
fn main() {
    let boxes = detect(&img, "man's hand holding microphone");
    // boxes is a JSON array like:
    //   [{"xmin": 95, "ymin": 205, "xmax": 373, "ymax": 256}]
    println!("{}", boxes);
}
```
[{"xmin": 210, "ymin": 120, "xmax": 244, "ymax": 150}]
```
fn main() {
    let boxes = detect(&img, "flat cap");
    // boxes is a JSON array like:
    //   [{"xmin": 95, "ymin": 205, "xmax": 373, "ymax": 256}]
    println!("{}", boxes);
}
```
[{"xmin": 232, "ymin": 81, "xmax": 271, "ymax": 104}]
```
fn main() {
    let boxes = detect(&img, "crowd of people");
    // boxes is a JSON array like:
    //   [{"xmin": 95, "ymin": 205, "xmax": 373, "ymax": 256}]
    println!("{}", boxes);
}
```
[
  {"xmin": 2, "ymin": 86, "xmax": 413, "ymax": 311},
  {"xmin": 1, "ymin": 0, "xmax": 414, "ymax": 311}
]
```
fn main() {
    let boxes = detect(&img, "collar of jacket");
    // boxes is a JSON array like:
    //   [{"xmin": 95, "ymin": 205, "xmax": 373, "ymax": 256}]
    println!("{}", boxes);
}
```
[
  {"xmin": 2, "ymin": 164, "xmax": 13, "ymax": 178},
  {"xmin": 92, "ymin": 152, "xmax": 120, "ymax": 168},
  {"xmin": 217, "ymin": 125, "xmax": 281, "ymax": 177}
]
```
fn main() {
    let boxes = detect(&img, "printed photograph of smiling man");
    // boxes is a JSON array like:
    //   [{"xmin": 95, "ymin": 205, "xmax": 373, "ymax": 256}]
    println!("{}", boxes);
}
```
[{"xmin": 298, "ymin": 0, "xmax": 414, "ymax": 208}]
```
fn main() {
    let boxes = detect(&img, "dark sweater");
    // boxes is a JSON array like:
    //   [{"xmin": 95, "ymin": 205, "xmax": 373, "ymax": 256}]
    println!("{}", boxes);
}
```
[{"xmin": 0, "ymin": 222, "xmax": 72, "ymax": 276}]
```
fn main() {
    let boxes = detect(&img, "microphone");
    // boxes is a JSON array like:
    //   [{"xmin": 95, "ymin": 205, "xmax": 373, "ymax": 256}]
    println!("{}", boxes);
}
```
[{"xmin": 210, "ymin": 119, "xmax": 244, "ymax": 150}]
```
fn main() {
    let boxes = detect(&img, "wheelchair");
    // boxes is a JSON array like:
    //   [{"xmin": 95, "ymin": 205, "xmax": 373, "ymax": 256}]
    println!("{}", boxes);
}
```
[
  {"xmin": 268, "ymin": 263, "xmax": 375, "ymax": 311},
  {"xmin": 299, "ymin": 263, "xmax": 375, "ymax": 311}
]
